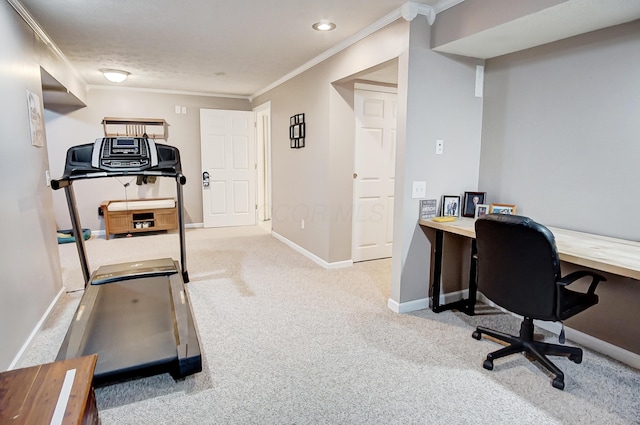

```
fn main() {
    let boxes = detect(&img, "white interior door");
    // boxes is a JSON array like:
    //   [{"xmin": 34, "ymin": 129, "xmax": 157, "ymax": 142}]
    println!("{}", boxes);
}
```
[
  {"xmin": 200, "ymin": 109, "xmax": 256, "ymax": 227},
  {"xmin": 352, "ymin": 88, "xmax": 397, "ymax": 262}
]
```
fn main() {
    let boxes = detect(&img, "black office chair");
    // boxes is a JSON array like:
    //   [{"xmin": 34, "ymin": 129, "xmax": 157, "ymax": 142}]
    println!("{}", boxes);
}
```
[{"xmin": 472, "ymin": 214, "xmax": 605, "ymax": 390}]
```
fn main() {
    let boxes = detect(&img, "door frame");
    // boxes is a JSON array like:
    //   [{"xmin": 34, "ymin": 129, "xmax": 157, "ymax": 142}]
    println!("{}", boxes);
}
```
[
  {"xmin": 254, "ymin": 101, "xmax": 272, "ymax": 232},
  {"xmin": 352, "ymin": 83, "xmax": 398, "ymax": 262}
]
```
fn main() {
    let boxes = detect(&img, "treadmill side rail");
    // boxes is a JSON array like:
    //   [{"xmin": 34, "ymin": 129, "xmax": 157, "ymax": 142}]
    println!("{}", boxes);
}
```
[{"xmin": 169, "ymin": 271, "xmax": 202, "ymax": 378}]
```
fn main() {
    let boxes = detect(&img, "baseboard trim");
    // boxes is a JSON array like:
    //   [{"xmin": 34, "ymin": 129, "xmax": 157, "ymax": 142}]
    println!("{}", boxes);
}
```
[
  {"xmin": 271, "ymin": 231, "xmax": 352, "ymax": 269},
  {"xmin": 387, "ymin": 297, "xmax": 430, "ymax": 313},
  {"xmin": 388, "ymin": 289, "xmax": 469, "ymax": 314},
  {"xmin": 476, "ymin": 293, "xmax": 640, "ymax": 369},
  {"xmin": 9, "ymin": 286, "xmax": 65, "ymax": 370}
]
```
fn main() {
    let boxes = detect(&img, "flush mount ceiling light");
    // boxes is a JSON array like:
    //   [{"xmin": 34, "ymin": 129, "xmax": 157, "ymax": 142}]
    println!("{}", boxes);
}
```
[
  {"xmin": 101, "ymin": 69, "xmax": 130, "ymax": 83},
  {"xmin": 312, "ymin": 20, "xmax": 336, "ymax": 31}
]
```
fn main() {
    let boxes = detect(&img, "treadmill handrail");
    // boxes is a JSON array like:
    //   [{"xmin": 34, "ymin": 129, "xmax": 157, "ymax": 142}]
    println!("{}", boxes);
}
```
[{"xmin": 51, "ymin": 171, "xmax": 186, "ymax": 190}]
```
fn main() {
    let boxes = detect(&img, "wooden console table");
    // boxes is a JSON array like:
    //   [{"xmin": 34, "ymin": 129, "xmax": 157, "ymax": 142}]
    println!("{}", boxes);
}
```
[
  {"xmin": 0, "ymin": 354, "xmax": 99, "ymax": 425},
  {"xmin": 101, "ymin": 198, "xmax": 178, "ymax": 240}
]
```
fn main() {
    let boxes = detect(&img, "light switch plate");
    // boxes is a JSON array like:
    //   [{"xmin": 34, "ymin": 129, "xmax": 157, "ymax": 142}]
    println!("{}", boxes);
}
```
[{"xmin": 412, "ymin": 181, "xmax": 426, "ymax": 199}]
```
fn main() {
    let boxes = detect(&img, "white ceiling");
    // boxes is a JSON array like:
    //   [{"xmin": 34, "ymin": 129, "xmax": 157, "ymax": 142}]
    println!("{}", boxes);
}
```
[
  {"xmin": 15, "ymin": 0, "xmax": 445, "ymax": 98},
  {"xmin": 13, "ymin": 0, "xmax": 640, "ymax": 100}
]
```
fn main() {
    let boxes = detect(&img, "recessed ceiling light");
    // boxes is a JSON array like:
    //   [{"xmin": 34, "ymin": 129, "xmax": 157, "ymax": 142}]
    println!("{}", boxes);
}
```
[
  {"xmin": 312, "ymin": 21, "xmax": 336, "ymax": 31},
  {"xmin": 100, "ymin": 69, "xmax": 130, "ymax": 83}
]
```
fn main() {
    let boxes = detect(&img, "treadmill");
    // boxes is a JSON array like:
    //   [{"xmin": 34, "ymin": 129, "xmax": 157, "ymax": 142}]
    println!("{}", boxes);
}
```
[{"xmin": 51, "ymin": 137, "xmax": 201, "ymax": 384}]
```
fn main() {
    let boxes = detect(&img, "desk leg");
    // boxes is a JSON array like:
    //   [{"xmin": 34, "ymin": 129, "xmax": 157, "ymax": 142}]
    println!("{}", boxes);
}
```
[
  {"xmin": 466, "ymin": 239, "xmax": 477, "ymax": 315},
  {"xmin": 431, "ymin": 229, "xmax": 477, "ymax": 315},
  {"xmin": 431, "ymin": 230, "xmax": 444, "ymax": 311}
]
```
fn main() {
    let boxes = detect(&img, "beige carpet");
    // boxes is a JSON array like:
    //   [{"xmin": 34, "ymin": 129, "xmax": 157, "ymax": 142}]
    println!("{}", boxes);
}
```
[{"xmin": 19, "ymin": 227, "xmax": 640, "ymax": 424}]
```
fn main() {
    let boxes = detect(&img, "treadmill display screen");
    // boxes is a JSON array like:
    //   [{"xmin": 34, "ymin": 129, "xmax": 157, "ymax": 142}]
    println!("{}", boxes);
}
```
[{"xmin": 113, "ymin": 138, "xmax": 136, "ymax": 147}]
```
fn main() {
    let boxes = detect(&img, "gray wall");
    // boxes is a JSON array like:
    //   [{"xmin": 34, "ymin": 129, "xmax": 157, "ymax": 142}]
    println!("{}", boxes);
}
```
[
  {"xmin": 391, "ymin": 17, "xmax": 484, "ymax": 304},
  {"xmin": 253, "ymin": 19, "xmax": 410, "ymax": 264},
  {"xmin": 46, "ymin": 89, "xmax": 250, "ymax": 231},
  {"xmin": 480, "ymin": 20, "xmax": 640, "ymax": 238},
  {"xmin": 479, "ymin": 20, "xmax": 640, "ymax": 353},
  {"xmin": 0, "ymin": 2, "xmax": 72, "ymax": 370}
]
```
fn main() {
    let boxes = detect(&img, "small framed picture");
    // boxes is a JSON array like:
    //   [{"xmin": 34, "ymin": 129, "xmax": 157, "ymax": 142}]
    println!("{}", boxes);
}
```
[
  {"xmin": 442, "ymin": 195, "xmax": 461, "ymax": 217},
  {"xmin": 419, "ymin": 199, "xmax": 438, "ymax": 219},
  {"xmin": 462, "ymin": 191, "xmax": 486, "ymax": 217},
  {"xmin": 474, "ymin": 204, "xmax": 490, "ymax": 219},
  {"xmin": 490, "ymin": 203, "xmax": 517, "ymax": 215}
]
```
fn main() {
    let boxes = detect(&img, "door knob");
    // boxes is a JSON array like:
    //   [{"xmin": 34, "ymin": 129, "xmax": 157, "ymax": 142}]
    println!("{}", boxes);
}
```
[{"xmin": 353, "ymin": 173, "xmax": 358, "ymax": 179}]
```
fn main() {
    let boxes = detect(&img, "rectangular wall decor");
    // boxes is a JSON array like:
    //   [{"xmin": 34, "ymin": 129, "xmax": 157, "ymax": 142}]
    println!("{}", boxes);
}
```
[{"xmin": 289, "ymin": 113, "xmax": 305, "ymax": 149}]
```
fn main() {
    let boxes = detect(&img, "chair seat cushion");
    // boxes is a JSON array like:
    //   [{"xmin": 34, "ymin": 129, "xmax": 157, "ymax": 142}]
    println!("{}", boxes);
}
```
[{"xmin": 106, "ymin": 199, "xmax": 175, "ymax": 211}]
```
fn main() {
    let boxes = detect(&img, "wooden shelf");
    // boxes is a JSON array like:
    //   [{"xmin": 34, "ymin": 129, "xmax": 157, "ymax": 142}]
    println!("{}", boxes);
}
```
[
  {"xmin": 102, "ymin": 117, "xmax": 168, "ymax": 139},
  {"xmin": 101, "ymin": 198, "xmax": 178, "ymax": 240}
]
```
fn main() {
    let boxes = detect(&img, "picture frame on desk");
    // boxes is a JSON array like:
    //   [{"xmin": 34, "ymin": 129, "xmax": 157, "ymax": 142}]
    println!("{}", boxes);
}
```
[
  {"xmin": 490, "ymin": 203, "xmax": 517, "ymax": 215},
  {"xmin": 475, "ymin": 204, "xmax": 490, "ymax": 219},
  {"xmin": 442, "ymin": 195, "xmax": 461, "ymax": 217},
  {"xmin": 420, "ymin": 199, "xmax": 438, "ymax": 219},
  {"xmin": 463, "ymin": 191, "xmax": 486, "ymax": 217}
]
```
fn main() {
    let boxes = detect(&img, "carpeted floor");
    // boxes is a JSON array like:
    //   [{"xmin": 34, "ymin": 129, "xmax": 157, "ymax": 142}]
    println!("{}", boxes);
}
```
[{"xmin": 19, "ymin": 227, "xmax": 640, "ymax": 424}]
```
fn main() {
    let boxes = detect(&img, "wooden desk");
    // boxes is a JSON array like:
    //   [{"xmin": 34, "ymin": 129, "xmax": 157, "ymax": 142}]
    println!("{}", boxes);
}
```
[
  {"xmin": 0, "ymin": 355, "xmax": 99, "ymax": 425},
  {"xmin": 419, "ymin": 217, "xmax": 640, "ymax": 314}
]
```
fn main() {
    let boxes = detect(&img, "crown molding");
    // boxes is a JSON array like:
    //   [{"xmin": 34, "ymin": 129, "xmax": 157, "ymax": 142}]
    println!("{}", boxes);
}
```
[
  {"xmin": 87, "ymin": 84, "xmax": 250, "ymax": 100},
  {"xmin": 433, "ymin": 0, "xmax": 466, "ymax": 14},
  {"xmin": 251, "ymin": 1, "xmax": 445, "ymax": 101},
  {"xmin": 7, "ymin": 0, "xmax": 87, "ymax": 86}
]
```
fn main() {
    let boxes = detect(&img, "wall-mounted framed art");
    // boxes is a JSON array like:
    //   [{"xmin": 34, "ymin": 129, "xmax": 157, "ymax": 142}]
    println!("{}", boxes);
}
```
[{"xmin": 289, "ymin": 113, "xmax": 305, "ymax": 148}]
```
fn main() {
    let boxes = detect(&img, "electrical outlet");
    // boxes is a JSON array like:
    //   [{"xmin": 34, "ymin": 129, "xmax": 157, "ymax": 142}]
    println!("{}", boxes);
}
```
[{"xmin": 436, "ymin": 140, "xmax": 444, "ymax": 155}]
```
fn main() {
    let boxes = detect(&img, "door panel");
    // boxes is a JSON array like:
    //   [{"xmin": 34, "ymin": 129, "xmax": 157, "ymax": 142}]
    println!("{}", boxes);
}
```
[
  {"xmin": 352, "ymin": 89, "xmax": 397, "ymax": 262},
  {"xmin": 201, "ymin": 109, "xmax": 256, "ymax": 227}
]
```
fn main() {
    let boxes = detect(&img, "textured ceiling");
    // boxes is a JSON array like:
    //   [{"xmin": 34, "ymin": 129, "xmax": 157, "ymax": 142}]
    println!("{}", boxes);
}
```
[{"xmin": 17, "ymin": 0, "xmax": 445, "ymax": 98}]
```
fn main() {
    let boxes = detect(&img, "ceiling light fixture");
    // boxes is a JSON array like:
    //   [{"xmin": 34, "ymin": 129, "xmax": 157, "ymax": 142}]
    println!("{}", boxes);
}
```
[
  {"xmin": 101, "ymin": 69, "xmax": 130, "ymax": 83},
  {"xmin": 312, "ymin": 20, "xmax": 336, "ymax": 31}
]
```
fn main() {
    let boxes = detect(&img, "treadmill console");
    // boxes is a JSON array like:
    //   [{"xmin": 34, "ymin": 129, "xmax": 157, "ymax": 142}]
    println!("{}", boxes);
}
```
[{"xmin": 91, "ymin": 137, "xmax": 158, "ymax": 171}]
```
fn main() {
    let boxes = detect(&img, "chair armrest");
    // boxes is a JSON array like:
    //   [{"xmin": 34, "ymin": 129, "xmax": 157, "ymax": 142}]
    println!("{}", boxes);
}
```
[{"xmin": 558, "ymin": 270, "xmax": 606, "ymax": 295}]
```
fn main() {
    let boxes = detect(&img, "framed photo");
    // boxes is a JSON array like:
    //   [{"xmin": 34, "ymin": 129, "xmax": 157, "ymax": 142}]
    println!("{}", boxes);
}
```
[
  {"xmin": 442, "ymin": 195, "xmax": 461, "ymax": 217},
  {"xmin": 474, "ymin": 204, "xmax": 490, "ymax": 219},
  {"xmin": 462, "ymin": 191, "xmax": 486, "ymax": 217},
  {"xmin": 490, "ymin": 203, "xmax": 517, "ymax": 215}
]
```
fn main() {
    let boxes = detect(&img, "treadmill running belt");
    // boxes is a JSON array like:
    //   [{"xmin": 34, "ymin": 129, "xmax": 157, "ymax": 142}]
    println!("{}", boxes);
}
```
[{"xmin": 75, "ymin": 276, "xmax": 178, "ymax": 380}]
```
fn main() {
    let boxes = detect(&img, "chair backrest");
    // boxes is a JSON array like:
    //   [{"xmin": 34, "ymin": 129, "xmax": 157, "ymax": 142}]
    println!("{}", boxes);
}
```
[{"xmin": 475, "ymin": 214, "xmax": 561, "ymax": 320}]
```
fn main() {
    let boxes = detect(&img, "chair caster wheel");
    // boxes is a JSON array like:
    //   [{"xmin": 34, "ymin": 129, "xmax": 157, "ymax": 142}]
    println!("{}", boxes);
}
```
[
  {"xmin": 552, "ymin": 377, "xmax": 565, "ymax": 390},
  {"xmin": 472, "ymin": 330, "xmax": 481, "ymax": 340},
  {"xmin": 483, "ymin": 359, "xmax": 493, "ymax": 370},
  {"xmin": 569, "ymin": 353, "xmax": 582, "ymax": 364}
]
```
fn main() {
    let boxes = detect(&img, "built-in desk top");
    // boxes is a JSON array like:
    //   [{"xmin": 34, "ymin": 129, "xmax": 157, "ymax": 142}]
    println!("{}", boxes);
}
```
[{"xmin": 419, "ymin": 217, "xmax": 640, "ymax": 281}]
